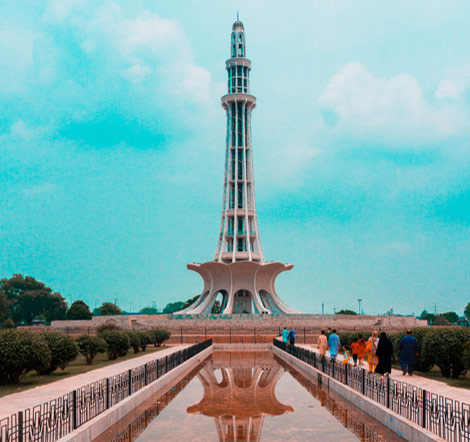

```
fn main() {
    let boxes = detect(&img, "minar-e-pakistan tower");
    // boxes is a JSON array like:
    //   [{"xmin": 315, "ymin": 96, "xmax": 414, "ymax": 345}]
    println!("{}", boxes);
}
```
[{"xmin": 178, "ymin": 18, "xmax": 299, "ymax": 315}]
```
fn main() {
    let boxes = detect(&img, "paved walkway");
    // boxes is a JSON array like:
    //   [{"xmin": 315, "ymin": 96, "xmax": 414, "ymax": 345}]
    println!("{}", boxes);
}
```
[
  {"xmin": 0, "ymin": 345, "xmax": 190, "ymax": 418},
  {"xmin": 298, "ymin": 343, "xmax": 470, "ymax": 404}
]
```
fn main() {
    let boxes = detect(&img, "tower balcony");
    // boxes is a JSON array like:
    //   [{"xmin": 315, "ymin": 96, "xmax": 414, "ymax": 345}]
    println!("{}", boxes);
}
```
[
  {"xmin": 220, "ymin": 252, "xmax": 262, "ymax": 262},
  {"xmin": 221, "ymin": 93, "xmax": 256, "ymax": 109},
  {"xmin": 226, "ymin": 209, "xmax": 255, "ymax": 217},
  {"xmin": 225, "ymin": 58, "xmax": 251, "ymax": 69}
]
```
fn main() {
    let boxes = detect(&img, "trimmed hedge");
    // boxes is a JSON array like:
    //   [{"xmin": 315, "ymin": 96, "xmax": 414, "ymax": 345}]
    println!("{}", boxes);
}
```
[
  {"xmin": 37, "ymin": 331, "xmax": 78, "ymax": 375},
  {"xmin": 148, "ymin": 329, "xmax": 171, "ymax": 347},
  {"xmin": 99, "ymin": 330, "xmax": 130, "ymax": 360},
  {"xmin": 77, "ymin": 335, "xmax": 107, "ymax": 365},
  {"xmin": 0, "ymin": 330, "xmax": 52, "ymax": 384},
  {"xmin": 337, "ymin": 331, "xmax": 372, "ymax": 347}
]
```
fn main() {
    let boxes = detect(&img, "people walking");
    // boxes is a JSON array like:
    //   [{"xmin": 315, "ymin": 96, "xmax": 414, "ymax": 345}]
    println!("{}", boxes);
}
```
[
  {"xmin": 318, "ymin": 330, "xmax": 328, "ymax": 357},
  {"xmin": 356, "ymin": 335, "xmax": 366, "ymax": 366},
  {"xmin": 375, "ymin": 332, "xmax": 393, "ymax": 375},
  {"xmin": 328, "ymin": 329, "xmax": 341, "ymax": 361},
  {"xmin": 398, "ymin": 329, "xmax": 419, "ymax": 376},
  {"xmin": 288, "ymin": 328, "xmax": 295, "ymax": 348},
  {"xmin": 281, "ymin": 327, "xmax": 289, "ymax": 346},
  {"xmin": 350, "ymin": 338, "xmax": 359, "ymax": 366},
  {"xmin": 366, "ymin": 331, "xmax": 379, "ymax": 372}
]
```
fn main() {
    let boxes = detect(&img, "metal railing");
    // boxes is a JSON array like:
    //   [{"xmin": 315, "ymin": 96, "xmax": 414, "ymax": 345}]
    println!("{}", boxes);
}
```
[
  {"xmin": 0, "ymin": 340, "xmax": 212, "ymax": 442},
  {"xmin": 273, "ymin": 339, "xmax": 470, "ymax": 442}
]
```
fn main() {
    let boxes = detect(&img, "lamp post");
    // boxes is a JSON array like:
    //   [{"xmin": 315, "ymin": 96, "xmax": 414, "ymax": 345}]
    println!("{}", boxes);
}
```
[{"xmin": 358, "ymin": 299, "xmax": 363, "ymax": 315}]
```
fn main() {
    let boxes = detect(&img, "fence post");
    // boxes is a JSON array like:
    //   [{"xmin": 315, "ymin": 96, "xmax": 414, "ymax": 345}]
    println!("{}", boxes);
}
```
[
  {"xmin": 386, "ymin": 376, "xmax": 390, "ymax": 409},
  {"xmin": 18, "ymin": 411, "xmax": 23, "ymax": 442},
  {"xmin": 422, "ymin": 389, "xmax": 427, "ymax": 428},
  {"xmin": 145, "ymin": 363, "xmax": 148, "ymax": 386},
  {"xmin": 106, "ymin": 378, "xmax": 110, "ymax": 409},
  {"xmin": 345, "ymin": 363, "xmax": 348, "ymax": 385},
  {"xmin": 128, "ymin": 369, "xmax": 132, "ymax": 396},
  {"xmin": 362, "ymin": 369, "xmax": 366, "ymax": 395},
  {"xmin": 72, "ymin": 390, "xmax": 77, "ymax": 430}
]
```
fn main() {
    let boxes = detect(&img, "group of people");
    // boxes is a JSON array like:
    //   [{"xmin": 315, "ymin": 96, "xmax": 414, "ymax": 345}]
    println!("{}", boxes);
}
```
[{"xmin": 316, "ymin": 329, "xmax": 419, "ymax": 376}]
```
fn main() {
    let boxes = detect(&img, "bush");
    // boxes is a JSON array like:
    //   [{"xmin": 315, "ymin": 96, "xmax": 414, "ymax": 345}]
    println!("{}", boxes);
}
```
[
  {"xmin": 77, "ymin": 335, "xmax": 107, "ymax": 365},
  {"xmin": 389, "ymin": 328, "xmax": 434, "ymax": 372},
  {"xmin": 37, "ymin": 331, "xmax": 78, "ymax": 375},
  {"xmin": 137, "ymin": 331, "xmax": 152, "ymax": 351},
  {"xmin": 148, "ymin": 328, "xmax": 171, "ymax": 347},
  {"xmin": 433, "ymin": 316, "xmax": 451, "ymax": 326},
  {"xmin": 422, "ymin": 327, "xmax": 470, "ymax": 378},
  {"xmin": 67, "ymin": 300, "xmax": 92, "ymax": 320},
  {"xmin": 2, "ymin": 318, "xmax": 16, "ymax": 329},
  {"xmin": 100, "ymin": 330, "xmax": 130, "ymax": 360},
  {"xmin": 463, "ymin": 342, "xmax": 470, "ymax": 371},
  {"xmin": 97, "ymin": 323, "xmax": 121, "ymax": 334},
  {"xmin": 0, "ymin": 330, "xmax": 51, "ymax": 384},
  {"xmin": 337, "ymin": 331, "xmax": 371, "ymax": 347},
  {"xmin": 126, "ymin": 331, "xmax": 141, "ymax": 354}
]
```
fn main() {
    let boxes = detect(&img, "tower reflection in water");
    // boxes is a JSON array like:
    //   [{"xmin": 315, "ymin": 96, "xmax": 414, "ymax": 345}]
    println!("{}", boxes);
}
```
[{"xmin": 187, "ymin": 352, "xmax": 293, "ymax": 441}]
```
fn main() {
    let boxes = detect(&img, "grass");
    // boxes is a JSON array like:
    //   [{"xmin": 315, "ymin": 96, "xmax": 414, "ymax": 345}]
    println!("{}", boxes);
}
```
[
  {"xmin": 0, "ymin": 346, "xmax": 167, "ymax": 398},
  {"xmin": 392, "ymin": 364, "xmax": 470, "ymax": 389}
]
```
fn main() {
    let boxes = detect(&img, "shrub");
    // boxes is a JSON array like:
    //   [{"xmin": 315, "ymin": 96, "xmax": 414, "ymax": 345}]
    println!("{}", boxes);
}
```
[
  {"xmin": 149, "ymin": 328, "xmax": 171, "ymax": 347},
  {"xmin": 97, "ymin": 323, "xmax": 121, "ymax": 334},
  {"xmin": 77, "ymin": 335, "xmax": 107, "ymax": 365},
  {"xmin": 390, "ymin": 328, "xmax": 434, "ymax": 372},
  {"xmin": 137, "ymin": 331, "xmax": 151, "ymax": 351},
  {"xmin": 432, "ymin": 316, "xmax": 451, "ymax": 326},
  {"xmin": 2, "ymin": 318, "xmax": 16, "ymax": 329},
  {"xmin": 337, "ymin": 331, "xmax": 371, "ymax": 347},
  {"xmin": 422, "ymin": 328, "xmax": 470, "ymax": 378},
  {"xmin": 100, "ymin": 330, "xmax": 130, "ymax": 360},
  {"xmin": 67, "ymin": 300, "xmax": 92, "ymax": 320},
  {"xmin": 126, "ymin": 331, "xmax": 141, "ymax": 354},
  {"xmin": 463, "ymin": 342, "xmax": 470, "ymax": 371},
  {"xmin": 37, "ymin": 331, "xmax": 78, "ymax": 375},
  {"xmin": 0, "ymin": 330, "xmax": 51, "ymax": 384}
]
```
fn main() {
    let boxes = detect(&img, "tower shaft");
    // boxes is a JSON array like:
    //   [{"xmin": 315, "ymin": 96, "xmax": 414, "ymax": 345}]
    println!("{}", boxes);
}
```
[{"xmin": 215, "ymin": 21, "xmax": 263, "ymax": 263}]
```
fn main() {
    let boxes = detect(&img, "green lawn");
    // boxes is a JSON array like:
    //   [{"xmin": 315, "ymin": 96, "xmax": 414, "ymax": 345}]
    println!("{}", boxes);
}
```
[
  {"xmin": 0, "ymin": 346, "xmax": 167, "ymax": 398},
  {"xmin": 393, "ymin": 364, "xmax": 470, "ymax": 389}
]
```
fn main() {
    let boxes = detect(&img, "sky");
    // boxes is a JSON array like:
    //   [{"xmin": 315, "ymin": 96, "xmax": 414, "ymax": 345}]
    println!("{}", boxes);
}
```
[{"xmin": 1, "ymin": 0, "xmax": 469, "ymax": 316}]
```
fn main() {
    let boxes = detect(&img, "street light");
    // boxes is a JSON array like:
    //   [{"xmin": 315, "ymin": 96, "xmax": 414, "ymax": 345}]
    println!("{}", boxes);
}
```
[{"xmin": 358, "ymin": 298, "xmax": 363, "ymax": 315}]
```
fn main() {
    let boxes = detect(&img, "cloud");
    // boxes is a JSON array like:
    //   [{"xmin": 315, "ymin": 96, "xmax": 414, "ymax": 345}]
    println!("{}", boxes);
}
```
[
  {"xmin": 318, "ymin": 62, "xmax": 468, "ymax": 146},
  {"xmin": 436, "ymin": 65, "xmax": 470, "ymax": 99}
]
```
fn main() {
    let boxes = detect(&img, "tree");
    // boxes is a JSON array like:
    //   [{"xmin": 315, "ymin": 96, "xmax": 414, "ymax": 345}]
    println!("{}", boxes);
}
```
[
  {"xmin": 67, "ymin": 300, "xmax": 92, "ymax": 320},
  {"xmin": 421, "ymin": 313, "xmax": 436, "ymax": 324},
  {"xmin": 465, "ymin": 303, "xmax": 470, "ymax": 321},
  {"xmin": 182, "ymin": 295, "xmax": 200, "ymax": 310},
  {"xmin": 211, "ymin": 300, "xmax": 221, "ymax": 314},
  {"xmin": 37, "ymin": 332, "xmax": 78, "ymax": 375},
  {"xmin": 441, "ymin": 312, "xmax": 459, "ymax": 324},
  {"xmin": 433, "ymin": 316, "xmax": 451, "ymax": 326},
  {"xmin": 139, "ymin": 307, "xmax": 158, "ymax": 315},
  {"xmin": 163, "ymin": 302, "xmax": 184, "ymax": 314},
  {"xmin": 337, "ymin": 309, "xmax": 357, "ymax": 315},
  {"xmin": 77, "ymin": 336, "xmax": 107, "ymax": 365},
  {"xmin": 97, "ymin": 302, "xmax": 122, "ymax": 316},
  {"xmin": 0, "ymin": 291, "xmax": 7, "ymax": 324},
  {"xmin": 0, "ymin": 330, "xmax": 51, "ymax": 384},
  {"xmin": 126, "ymin": 331, "xmax": 141, "ymax": 354},
  {"xmin": 0, "ymin": 274, "xmax": 67, "ymax": 325},
  {"xmin": 137, "ymin": 331, "xmax": 151, "ymax": 351}
]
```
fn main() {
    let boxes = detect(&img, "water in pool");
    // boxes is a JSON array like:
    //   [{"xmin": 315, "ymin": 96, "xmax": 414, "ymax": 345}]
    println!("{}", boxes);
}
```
[{"xmin": 94, "ymin": 351, "xmax": 405, "ymax": 441}]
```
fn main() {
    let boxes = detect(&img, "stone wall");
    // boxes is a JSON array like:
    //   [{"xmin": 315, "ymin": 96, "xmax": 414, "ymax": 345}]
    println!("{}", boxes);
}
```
[{"xmin": 50, "ymin": 314, "xmax": 427, "ymax": 344}]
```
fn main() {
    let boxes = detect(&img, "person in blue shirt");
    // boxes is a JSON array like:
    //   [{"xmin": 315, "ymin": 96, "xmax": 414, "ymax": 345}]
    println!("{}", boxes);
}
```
[
  {"xmin": 399, "ymin": 329, "xmax": 419, "ymax": 376},
  {"xmin": 328, "ymin": 329, "xmax": 341, "ymax": 360},
  {"xmin": 281, "ymin": 327, "xmax": 289, "ymax": 345},
  {"xmin": 288, "ymin": 328, "xmax": 295, "ymax": 347}
]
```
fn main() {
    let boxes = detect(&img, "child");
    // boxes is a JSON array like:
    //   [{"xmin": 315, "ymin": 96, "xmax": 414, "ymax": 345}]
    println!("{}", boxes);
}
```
[
  {"xmin": 343, "ymin": 346, "xmax": 351, "ymax": 365},
  {"xmin": 350, "ymin": 339, "xmax": 359, "ymax": 366}
]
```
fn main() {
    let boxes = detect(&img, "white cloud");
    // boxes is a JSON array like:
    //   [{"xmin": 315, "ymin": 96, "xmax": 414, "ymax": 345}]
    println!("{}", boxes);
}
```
[
  {"xmin": 436, "ymin": 65, "xmax": 470, "ymax": 99},
  {"xmin": 319, "ymin": 62, "xmax": 468, "ymax": 145}
]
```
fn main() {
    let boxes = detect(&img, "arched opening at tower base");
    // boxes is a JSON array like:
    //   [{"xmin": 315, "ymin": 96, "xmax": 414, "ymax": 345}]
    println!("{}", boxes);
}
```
[
  {"xmin": 233, "ymin": 290, "xmax": 252, "ymax": 314},
  {"xmin": 212, "ymin": 290, "xmax": 228, "ymax": 314}
]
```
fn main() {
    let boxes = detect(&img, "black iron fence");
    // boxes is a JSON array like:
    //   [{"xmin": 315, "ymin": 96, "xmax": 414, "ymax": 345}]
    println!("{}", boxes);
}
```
[
  {"xmin": 0, "ymin": 340, "xmax": 212, "ymax": 442},
  {"xmin": 273, "ymin": 339, "xmax": 470, "ymax": 442}
]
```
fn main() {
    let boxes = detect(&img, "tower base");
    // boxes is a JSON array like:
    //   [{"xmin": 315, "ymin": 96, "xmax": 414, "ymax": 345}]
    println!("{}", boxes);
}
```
[{"xmin": 175, "ymin": 261, "xmax": 300, "ymax": 315}]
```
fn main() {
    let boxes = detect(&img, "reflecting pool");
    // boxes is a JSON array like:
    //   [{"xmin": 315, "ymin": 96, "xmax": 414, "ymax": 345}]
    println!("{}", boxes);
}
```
[{"xmin": 94, "ymin": 351, "xmax": 405, "ymax": 441}]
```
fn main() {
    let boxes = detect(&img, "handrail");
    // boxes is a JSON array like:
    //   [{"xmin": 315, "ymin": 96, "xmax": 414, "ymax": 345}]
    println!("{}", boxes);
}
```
[
  {"xmin": 273, "ymin": 338, "xmax": 469, "ymax": 442},
  {"xmin": 0, "ymin": 339, "xmax": 212, "ymax": 442}
]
